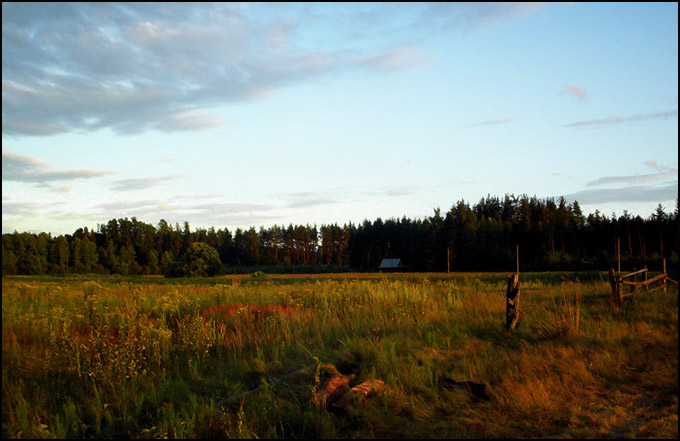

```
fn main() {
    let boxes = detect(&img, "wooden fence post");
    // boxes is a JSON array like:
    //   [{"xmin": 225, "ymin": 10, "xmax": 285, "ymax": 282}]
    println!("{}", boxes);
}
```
[
  {"xmin": 644, "ymin": 265, "xmax": 648, "ymax": 291},
  {"xmin": 506, "ymin": 274, "xmax": 520, "ymax": 330},
  {"xmin": 663, "ymin": 259, "xmax": 667, "ymax": 293},
  {"xmin": 609, "ymin": 268, "xmax": 621, "ymax": 306}
]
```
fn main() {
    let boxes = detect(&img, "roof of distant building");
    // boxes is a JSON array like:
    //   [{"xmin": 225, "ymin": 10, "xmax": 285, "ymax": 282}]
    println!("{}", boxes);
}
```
[{"xmin": 378, "ymin": 258, "xmax": 405, "ymax": 269}]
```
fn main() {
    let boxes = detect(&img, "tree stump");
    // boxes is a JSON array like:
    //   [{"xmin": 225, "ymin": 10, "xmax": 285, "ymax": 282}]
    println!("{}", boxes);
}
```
[{"xmin": 506, "ymin": 274, "xmax": 520, "ymax": 330}]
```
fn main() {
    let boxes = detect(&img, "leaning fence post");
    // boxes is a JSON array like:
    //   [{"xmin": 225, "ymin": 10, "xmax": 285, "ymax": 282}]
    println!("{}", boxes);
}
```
[
  {"xmin": 609, "ymin": 268, "xmax": 621, "ymax": 306},
  {"xmin": 506, "ymin": 274, "xmax": 520, "ymax": 330}
]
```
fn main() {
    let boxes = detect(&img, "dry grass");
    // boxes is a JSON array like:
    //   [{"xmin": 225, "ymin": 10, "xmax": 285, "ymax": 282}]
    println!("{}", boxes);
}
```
[{"xmin": 1, "ymin": 274, "xmax": 677, "ymax": 438}]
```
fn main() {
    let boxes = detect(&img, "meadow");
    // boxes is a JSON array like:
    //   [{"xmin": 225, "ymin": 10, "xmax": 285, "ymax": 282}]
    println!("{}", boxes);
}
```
[{"xmin": 2, "ymin": 272, "xmax": 677, "ymax": 438}]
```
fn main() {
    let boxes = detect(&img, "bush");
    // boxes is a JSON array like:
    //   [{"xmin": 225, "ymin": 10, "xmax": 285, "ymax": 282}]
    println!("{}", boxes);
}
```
[{"xmin": 164, "ymin": 243, "xmax": 222, "ymax": 278}]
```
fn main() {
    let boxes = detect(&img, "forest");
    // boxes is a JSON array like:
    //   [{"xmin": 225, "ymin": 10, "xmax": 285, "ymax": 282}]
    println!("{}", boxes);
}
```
[{"xmin": 2, "ymin": 194, "xmax": 678, "ymax": 277}]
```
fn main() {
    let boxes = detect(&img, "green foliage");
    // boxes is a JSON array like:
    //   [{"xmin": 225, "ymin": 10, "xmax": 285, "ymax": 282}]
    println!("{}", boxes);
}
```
[{"xmin": 164, "ymin": 242, "xmax": 222, "ymax": 278}]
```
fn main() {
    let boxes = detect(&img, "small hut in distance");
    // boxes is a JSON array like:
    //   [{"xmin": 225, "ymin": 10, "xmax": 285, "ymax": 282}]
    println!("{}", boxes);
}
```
[{"xmin": 378, "ymin": 258, "xmax": 405, "ymax": 272}]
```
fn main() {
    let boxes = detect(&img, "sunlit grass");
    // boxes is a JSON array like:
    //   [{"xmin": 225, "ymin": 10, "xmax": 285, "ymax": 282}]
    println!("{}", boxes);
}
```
[{"xmin": 2, "ymin": 274, "xmax": 677, "ymax": 438}]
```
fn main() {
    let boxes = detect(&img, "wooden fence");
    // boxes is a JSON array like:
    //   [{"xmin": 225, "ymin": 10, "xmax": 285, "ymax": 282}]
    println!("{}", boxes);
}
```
[{"xmin": 609, "ymin": 259, "xmax": 677, "ymax": 306}]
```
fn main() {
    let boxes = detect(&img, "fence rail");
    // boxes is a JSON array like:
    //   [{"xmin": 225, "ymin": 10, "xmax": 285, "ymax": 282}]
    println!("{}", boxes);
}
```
[{"xmin": 609, "ymin": 258, "xmax": 674, "ymax": 306}]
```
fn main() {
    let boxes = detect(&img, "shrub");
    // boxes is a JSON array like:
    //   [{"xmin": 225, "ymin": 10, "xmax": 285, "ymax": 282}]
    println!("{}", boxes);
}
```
[{"xmin": 164, "ymin": 243, "xmax": 221, "ymax": 277}]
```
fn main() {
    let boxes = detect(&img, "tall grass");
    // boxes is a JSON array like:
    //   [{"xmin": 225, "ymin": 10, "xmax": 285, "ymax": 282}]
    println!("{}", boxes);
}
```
[{"xmin": 2, "ymin": 274, "xmax": 677, "ymax": 438}]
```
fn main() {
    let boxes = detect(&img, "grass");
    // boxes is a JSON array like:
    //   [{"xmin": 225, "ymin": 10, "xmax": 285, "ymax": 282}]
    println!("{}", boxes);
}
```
[{"xmin": 2, "ymin": 273, "xmax": 677, "ymax": 438}]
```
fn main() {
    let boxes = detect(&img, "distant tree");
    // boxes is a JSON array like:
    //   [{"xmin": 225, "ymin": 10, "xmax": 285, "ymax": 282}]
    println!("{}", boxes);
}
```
[
  {"xmin": 185, "ymin": 242, "xmax": 221, "ymax": 276},
  {"xmin": 80, "ymin": 236, "xmax": 100, "ymax": 273},
  {"xmin": 2, "ymin": 234, "xmax": 18, "ymax": 275},
  {"xmin": 160, "ymin": 251, "xmax": 176, "ymax": 275},
  {"xmin": 163, "ymin": 242, "xmax": 221, "ymax": 277},
  {"xmin": 116, "ymin": 244, "xmax": 138, "ymax": 275},
  {"xmin": 49, "ymin": 235, "xmax": 70, "ymax": 273}
]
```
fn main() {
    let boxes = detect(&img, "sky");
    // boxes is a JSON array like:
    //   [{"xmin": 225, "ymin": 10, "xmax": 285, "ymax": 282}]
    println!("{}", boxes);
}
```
[{"xmin": 2, "ymin": 2, "xmax": 678, "ymax": 236}]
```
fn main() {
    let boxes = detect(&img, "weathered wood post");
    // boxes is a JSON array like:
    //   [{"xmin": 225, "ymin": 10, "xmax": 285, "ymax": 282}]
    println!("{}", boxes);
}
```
[
  {"xmin": 447, "ymin": 248, "xmax": 450, "ymax": 273},
  {"xmin": 609, "ymin": 268, "xmax": 621, "ymax": 306},
  {"xmin": 663, "ymin": 258, "xmax": 667, "ymax": 293},
  {"xmin": 506, "ymin": 274, "xmax": 520, "ymax": 330},
  {"xmin": 644, "ymin": 265, "xmax": 648, "ymax": 291}
]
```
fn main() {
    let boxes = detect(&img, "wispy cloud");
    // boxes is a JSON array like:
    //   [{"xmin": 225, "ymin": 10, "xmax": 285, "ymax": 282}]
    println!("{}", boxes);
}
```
[
  {"xmin": 464, "ymin": 118, "xmax": 517, "ymax": 128},
  {"xmin": 424, "ymin": 2, "xmax": 547, "ymax": 32},
  {"xmin": 586, "ymin": 162, "xmax": 677, "ymax": 187},
  {"xmin": 91, "ymin": 199, "xmax": 282, "ymax": 230},
  {"xmin": 281, "ymin": 191, "xmax": 342, "ymax": 209},
  {"xmin": 361, "ymin": 186, "xmax": 421, "ymax": 198},
  {"xmin": 355, "ymin": 48, "xmax": 434, "ymax": 71},
  {"xmin": 563, "ymin": 110, "xmax": 678, "ymax": 128},
  {"xmin": 112, "ymin": 175, "xmax": 184, "ymax": 191},
  {"xmin": 151, "ymin": 111, "xmax": 225, "ymax": 133},
  {"xmin": 562, "ymin": 84, "xmax": 587, "ymax": 100},
  {"xmin": 2, "ymin": 151, "xmax": 115, "ymax": 184},
  {"xmin": 563, "ymin": 183, "xmax": 678, "ymax": 205},
  {"xmin": 93, "ymin": 199, "xmax": 274, "ymax": 217},
  {"xmin": 564, "ymin": 161, "xmax": 678, "ymax": 205},
  {"xmin": 0, "ymin": 4, "xmax": 417, "ymax": 137},
  {"xmin": 385, "ymin": 187, "xmax": 416, "ymax": 197},
  {"xmin": 1, "ymin": 200, "xmax": 41, "ymax": 217},
  {"xmin": 2, "ymin": 3, "xmax": 547, "ymax": 137}
]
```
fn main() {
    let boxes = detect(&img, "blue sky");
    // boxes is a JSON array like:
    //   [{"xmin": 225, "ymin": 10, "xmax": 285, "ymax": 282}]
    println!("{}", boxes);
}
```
[{"xmin": 2, "ymin": 2, "xmax": 678, "ymax": 235}]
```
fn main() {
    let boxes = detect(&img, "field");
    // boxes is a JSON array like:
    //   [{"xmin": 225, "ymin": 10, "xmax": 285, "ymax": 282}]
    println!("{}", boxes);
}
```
[{"xmin": 2, "ymin": 272, "xmax": 678, "ymax": 438}]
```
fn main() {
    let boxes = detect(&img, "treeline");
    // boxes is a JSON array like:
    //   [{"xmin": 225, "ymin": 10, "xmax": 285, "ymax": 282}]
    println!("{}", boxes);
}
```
[{"xmin": 2, "ymin": 194, "xmax": 678, "ymax": 277}]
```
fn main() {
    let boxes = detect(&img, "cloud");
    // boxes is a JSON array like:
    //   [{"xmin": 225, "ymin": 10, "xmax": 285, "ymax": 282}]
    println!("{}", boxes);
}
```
[
  {"xmin": 99, "ymin": 199, "xmax": 283, "ymax": 229},
  {"xmin": 425, "ymin": 2, "xmax": 547, "ymax": 32},
  {"xmin": 563, "ymin": 110, "xmax": 678, "ymax": 128},
  {"xmin": 355, "ymin": 48, "xmax": 434, "ymax": 70},
  {"xmin": 562, "ymin": 183, "xmax": 678, "ymax": 205},
  {"xmin": 386, "ymin": 188, "xmax": 416, "ymax": 197},
  {"xmin": 562, "ymin": 84, "xmax": 587, "ymax": 100},
  {"xmin": 2, "ymin": 198, "xmax": 67, "ymax": 218},
  {"xmin": 112, "ymin": 175, "xmax": 184, "ymax": 191},
  {"xmin": 52, "ymin": 185, "xmax": 73, "ymax": 193},
  {"xmin": 1, "ymin": 200, "xmax": 40, "ymax": 217},
  {"xmin": 563, "ymin": 161, "xmax": 678, "ymax": 206},
  {"xmin": 2, "ymin": 151, "xmax": 115, "ymax": 184},
  {"xmin": 360, "ymin": 186, "xmax": 421, "ymax": 198},
  {"xmin": 281, "ymin": 192, "xmax": 341, "ymax": 209},
  {"xmin": 2, "ymin": 3, "xmax": 546, "ymax": 137},
  {"xmin": 152, "ymin": 111, "xmax": 225, "ymax": 133},
  {"xmin": 586, "ymin": 162, "xmax": 677, "ymax": 187},
  {"xmin": 464, "ymin": 118, "xmax": 517, "ymax": 127},
  {"xmin": 1, "ymin": 4, "xmax": 412, "ymax": 136},
  {"xmin": 92, "ymin": 199, "xmax": 275, "ymax": 221}
]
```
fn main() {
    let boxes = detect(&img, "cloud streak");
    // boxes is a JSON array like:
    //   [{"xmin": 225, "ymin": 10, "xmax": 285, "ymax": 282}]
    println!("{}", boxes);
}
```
[
  {"xmin": 464, "ymin": 118, "xmax": 517, "ymax": 128},
  {"xmin": 563, "ymin": 183, "xmax": 678, "ymax": 205},
  {"xmin": 2, "ymin": 151, "xmax": 115, "ymax": 184},
  {"xmin": 563, "ymin": 110, "xmax": 678, "ymax": 128},
  {"xmin": 564, "ymin": 161, "xmax": 678, "ymax": 205},
  {"xmin": 586, "ymin": 162, "xmax": 677, "ymax": 187},
  {"xmin": 112, "ymin": 175, "xmax": 185, "ymax": 191}
]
